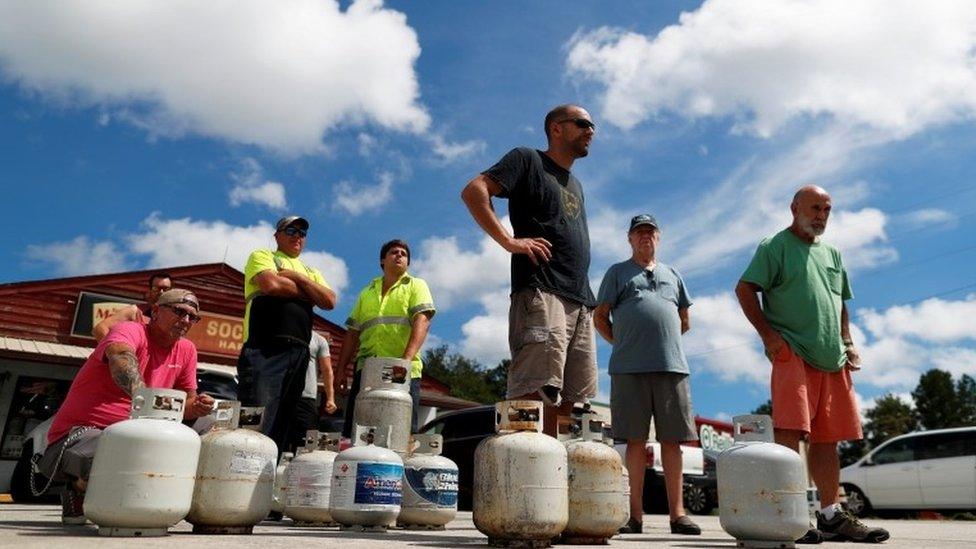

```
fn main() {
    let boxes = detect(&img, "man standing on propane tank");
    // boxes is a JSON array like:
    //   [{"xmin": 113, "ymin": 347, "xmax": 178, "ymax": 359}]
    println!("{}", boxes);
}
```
[
  {"xmin": 461, "ymin": 104, "xmax": 597, "ymax": 436},
  {"xmin": 39, "ymin": 289, "xmax": 215, "ymax": 525},
  {"xmin": 594, "ymin": 214, "xmax": 701, "ymax": 536},
  {"xmin": 237, "ymin": 216, "xmax": 336, "ymax": 454},
  {"xmin": 337, "ymin": 239, "xmax": 435, "ymax": 437},
  {"xmin": 735, "ymin": 186, "xmax": 889, "ymax": 544}
]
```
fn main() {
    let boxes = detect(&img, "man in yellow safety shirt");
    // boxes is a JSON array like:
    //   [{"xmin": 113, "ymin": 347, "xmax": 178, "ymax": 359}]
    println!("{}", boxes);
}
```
[{"xmin": 338, "ymin": 239, "xmax": 435, "ymax": 436}]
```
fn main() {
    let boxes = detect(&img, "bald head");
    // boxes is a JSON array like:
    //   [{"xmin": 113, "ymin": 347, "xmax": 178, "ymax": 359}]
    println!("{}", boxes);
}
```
[{"xmin": 790, "ymin": 185, "xmax": 832, "ymax": 241}]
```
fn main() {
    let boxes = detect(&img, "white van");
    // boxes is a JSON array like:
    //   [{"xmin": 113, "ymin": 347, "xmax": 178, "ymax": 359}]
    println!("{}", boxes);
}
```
[{"xmin": 840, "ymin": 427, "xmax": 976, "ymax": 516}]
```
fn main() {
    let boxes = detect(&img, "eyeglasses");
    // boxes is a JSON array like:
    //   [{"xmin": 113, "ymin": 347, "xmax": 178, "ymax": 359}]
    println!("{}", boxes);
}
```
[
  {"xmin": 282, "ymin": 226, "xmax": 307, "ymax": 238},
  {"xmin": 557, "ymin": 117, "xmax": 596, "ymax": 130},
  {"xmin": 164, "ymin": 305, "xmax": 201, "ymax": 323}
]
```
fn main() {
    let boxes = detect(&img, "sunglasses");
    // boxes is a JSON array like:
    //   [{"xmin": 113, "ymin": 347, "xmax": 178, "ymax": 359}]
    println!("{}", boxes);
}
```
[
  {"xmin": 282, "ymin": 226, "xmax": 307, "ymax": 238},
  {"xmin": 558, "ymin": 117, "xmax": 596, "ymax": 130},
  {"xmin": 164, "ymin": 305, "xmax": 201, "ymax": 323}
]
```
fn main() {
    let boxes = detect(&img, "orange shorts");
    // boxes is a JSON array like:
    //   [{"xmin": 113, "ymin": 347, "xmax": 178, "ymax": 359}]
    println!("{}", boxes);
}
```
[{"xmin": 770, "ymin": 343, "xmax": 862, "ymax": 444}]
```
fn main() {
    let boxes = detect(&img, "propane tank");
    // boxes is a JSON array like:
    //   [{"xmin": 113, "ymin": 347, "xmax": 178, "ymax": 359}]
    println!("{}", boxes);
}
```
[
  {"xmin": 284, "ymin": 430, "xmax": 341, "ymax": 526},
  {"xmin": 330, "ymin": 425, "xmax": 404, "ymax": 531},
  {"xmin": 353, "ymin": 358, "xmax": 412, "ymax": 455},
  {"xmin": 398, "ymin": 434, "xmax": 459, "ymax": 529},
  {"xmin": 186, "ymin": 403, "xmax": 277, "ymax": 534},
  {"xmin": 473, "ymin": 400, "xmax": 568, "ymax": 547},
  {"xmin": 561, "ymin": 415, "xmax": 627, "ymax": 544},
  {"xmin": 270, "ymin": 451, "xmax": 295, "ymax": 517},
  {"xmin": 620, "ymin": 467, "xmax": 631, "ymax": 529},
  {"xmin": 718, "ymin": 414, "xmax": 809, "ymax": 547},
  {"xmin": 84, "ymin": 388, "xmax": 201, "ymax": 537}
]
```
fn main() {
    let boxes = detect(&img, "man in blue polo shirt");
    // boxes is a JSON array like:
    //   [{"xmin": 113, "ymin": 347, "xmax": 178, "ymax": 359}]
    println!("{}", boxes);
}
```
[{"xmin": 594, "ymin": 214, "xmax": 700, "ymax": 536}]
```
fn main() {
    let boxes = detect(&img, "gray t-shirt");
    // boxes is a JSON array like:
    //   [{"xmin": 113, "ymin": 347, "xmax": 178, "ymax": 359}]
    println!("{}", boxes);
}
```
[
  {"xmin": 597, "ymin": 259, "xmax": 692, "ymax": 375},
  {"xmin": 303, "ymin": 331, "xmax": 330, "ymax": 399}
]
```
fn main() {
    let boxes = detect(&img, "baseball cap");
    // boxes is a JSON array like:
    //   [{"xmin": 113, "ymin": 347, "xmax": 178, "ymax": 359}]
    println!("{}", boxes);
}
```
[
  {"xmin": 629, "ymin": 214, "xmax": 659, "ymax": 233},
  {"xmin": 156, "ymin": 289, "xmax": 200, "ymax": 312},
  {"xmin": 275, "ymin": 216, "xmax": 310, "ymax": 232}
]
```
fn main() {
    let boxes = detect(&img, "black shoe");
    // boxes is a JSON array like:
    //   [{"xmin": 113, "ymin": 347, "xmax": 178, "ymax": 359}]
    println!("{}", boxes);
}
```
[
  {"xmin": 60, "ymin": 485, "xmax": 85, "ymax": 525},
  {"xmin": 618, "ymin": 517, "xmax": 642, "ymax": 534},
  {"xmin": 267, "ymin": 510, "xmax": 283, "ymax": 521},
  {"xmin": 817, "ymin": 510, "xmax": 890, "ymax": 543},
  {"xmin": 796, "ymin": 528, "xmax": 824, "ymax": 544},
  {"xmin": 670, "ymin": 515, "xmax": 701, "ymax": 535}
]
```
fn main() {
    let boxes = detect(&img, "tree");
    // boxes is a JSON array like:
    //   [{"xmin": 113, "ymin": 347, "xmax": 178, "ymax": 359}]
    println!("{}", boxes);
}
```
[
  {"xmin": 912, "ymin": 369, "xmax": 969, "ymax": 430},
  {"xmin": 956, "ymin": 374, "xmax": 976, "ymax": 426},
  {"xmin": 752, "ymin": 399, "xmax": 773, "ymax": 416},
  {"xmin": 862, "ymin": 393, "xmax": 916, "ymax": 448},
  {"xmin": 421, "ymin": 345, "xmax": 507, "ymax": 404}
]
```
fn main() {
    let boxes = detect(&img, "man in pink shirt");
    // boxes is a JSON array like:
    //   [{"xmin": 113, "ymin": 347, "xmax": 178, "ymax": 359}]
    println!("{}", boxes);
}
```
[{"xmin": 39, "ymin": 289, "xmax": 215, "ymax": 524}]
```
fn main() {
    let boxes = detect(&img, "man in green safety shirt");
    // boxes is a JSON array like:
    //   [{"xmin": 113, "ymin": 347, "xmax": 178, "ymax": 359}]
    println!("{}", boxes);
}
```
[{"xmin": 338, "ymin": 239, "xmax": 435, "ymax": 436}]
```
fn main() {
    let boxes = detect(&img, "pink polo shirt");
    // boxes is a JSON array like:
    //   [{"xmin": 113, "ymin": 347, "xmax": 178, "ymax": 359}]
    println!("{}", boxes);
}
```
[{"xmin": 49, "ymin": 321, "xmax": 198, "ymax": 443}]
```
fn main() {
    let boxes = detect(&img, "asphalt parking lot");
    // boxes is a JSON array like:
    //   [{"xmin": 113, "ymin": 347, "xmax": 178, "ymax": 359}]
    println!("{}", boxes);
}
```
[{"xmin": 1, "ymin": 505, "xmax": 974, "ymax": 548}]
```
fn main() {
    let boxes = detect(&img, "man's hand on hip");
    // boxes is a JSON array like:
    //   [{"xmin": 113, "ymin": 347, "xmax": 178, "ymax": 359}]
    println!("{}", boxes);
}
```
[
  {"xmin": 504, "ymin": 237, "xmax": 552, "ymax": 265},
  {"xmin": 762, "ymin": 331, "xmax": 787, "ymax": 359},
  {"xmin": 845, "ymin": 344, "xmax": 862, "ymax": 371}
]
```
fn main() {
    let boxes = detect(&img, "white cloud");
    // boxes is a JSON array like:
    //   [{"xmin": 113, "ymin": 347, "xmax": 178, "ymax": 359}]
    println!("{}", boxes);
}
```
[
  {"xmin": 228, "ymin": 158, "xmax": 287, "ymax": 210},
  {"xmin": 24, "ymin": 236, "xmax": 128, "ymax": 276},
  {"xmin": 859, "ymin": 295, "xmax": 976, "ymax": 343},
  {"xmin": 458, "ymin": 289, "xmax": 511, "ymax": 366},
  {"xmin": 429, "ymin": 134, "xmax": 485, "ymax": 163},
  {"xmin": 826, "ymin": 207, "xmax": 897, "ymax": 270},
  {"xmin": 411, "ymin": 219, "xmax": 512, "ymax": 310},
  {"xmin": 0, "ymin": 0, "xmax": 429, "ymax": 153},
  {"xmin": 357, "ymin": 133, "xmax": 377, "ymax": 157},
  {"xmin": 332, "ymin": 172, "xmax": 395, "ymax": 216},
  {"xmin": 566, "ymin": 0, "xmax": 976, "ymax": 137},
  {"xmin": 683, "ymin": 292, "xmax": 769, "ymax": 385},
  {"xmin": 899, "ymin": 208, "xmax": 957, "ymax": 230}
]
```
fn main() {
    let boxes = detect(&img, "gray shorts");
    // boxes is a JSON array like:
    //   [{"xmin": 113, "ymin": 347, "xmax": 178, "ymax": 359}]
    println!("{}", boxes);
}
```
[
  {"xmin": 37, "ymin": 427, "xmax": 103, "ymax": 482},
  {"xmin": 610, "ymin": 372, "xmax": 698, "ymax": 442},
  {"xmin": 507, "ymin": 288, "xmax": 598, "ymax": 404}
]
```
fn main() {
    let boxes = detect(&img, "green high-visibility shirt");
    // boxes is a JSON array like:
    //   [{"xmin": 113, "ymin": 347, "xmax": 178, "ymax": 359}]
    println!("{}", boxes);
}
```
[
  {"xmin": 242, "ymin": 249, "xmax": 329, "ymax": 344},
  {"xmin": 740, "ymin": 229, "xmax": 853, "ymax": 372},
  {"xmin": 345, "ymin": 273, "xmax": 435, "ymax": 379}
]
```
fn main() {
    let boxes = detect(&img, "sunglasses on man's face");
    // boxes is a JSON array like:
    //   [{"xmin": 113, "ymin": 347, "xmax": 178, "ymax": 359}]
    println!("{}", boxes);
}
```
[
  {"xmin": 282, "ymin": 226, "xmax": 307, "ymax": 238},
  {"xmin": 558, "ymin": 117, "xmax": 596, "ymax": 130},
  {"xmin": 164, "ymin": 305, "xmax": 201, "ymax": 323}
]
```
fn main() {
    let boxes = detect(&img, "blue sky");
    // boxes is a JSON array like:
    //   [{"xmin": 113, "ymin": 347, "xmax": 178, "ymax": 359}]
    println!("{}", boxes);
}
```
[{"xmin": 1, "ymin": 0, "xmax": 975, "ymax": 421}]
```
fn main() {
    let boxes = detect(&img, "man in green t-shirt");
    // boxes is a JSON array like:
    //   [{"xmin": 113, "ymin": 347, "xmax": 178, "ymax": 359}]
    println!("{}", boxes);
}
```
[
  {"xmin": 236, "ymin": 215, "xmax": 336, "ymax": 454},
  {"xmin": 337, "ymin": 239, "xmax": 435, "ymax": 436},
  {"xmin": 735, "ymin": 186, "xmax": 888, "ymax": 544}
]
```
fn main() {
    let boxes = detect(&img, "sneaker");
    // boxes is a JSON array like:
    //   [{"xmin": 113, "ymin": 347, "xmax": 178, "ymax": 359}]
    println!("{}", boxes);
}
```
[
  {"xmin": 60, "ymin": 485, "xmax": 85, "ymax": 525},
  {"xmin": 618, "ymin": 517, "xmax": 642, "ymax": 534},
  {"xmin": 670, "ymin": 515, "xmax": 701, "ymax": 535},
  {"xmin": 817, "ymin": 509, "xmax": 890, "ymax": 543},
  {"xmin": 796, "ymin": 528, "xmax": 824, "ymax": 544}
]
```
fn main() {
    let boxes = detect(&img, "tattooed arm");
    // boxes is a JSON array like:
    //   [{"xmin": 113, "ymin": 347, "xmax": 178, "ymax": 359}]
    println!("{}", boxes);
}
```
[{"xmin": 104, "ymin": 342, "xmax": 145, "ymax": 396}]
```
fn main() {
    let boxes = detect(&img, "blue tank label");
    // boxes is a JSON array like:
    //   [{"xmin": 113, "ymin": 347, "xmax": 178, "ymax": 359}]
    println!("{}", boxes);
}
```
[
  {"xmin": 354, "ymin": 462, "xmax": 404, "ymax": 505},
  {"xmin": 405, "ymin": 467, "xmax": 459, "ymax": 507}
]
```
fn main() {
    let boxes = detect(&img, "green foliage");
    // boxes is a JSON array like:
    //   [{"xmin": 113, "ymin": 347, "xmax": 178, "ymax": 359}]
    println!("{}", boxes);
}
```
[
  {"xmin": 422, "ymin": 345, "xmax": 507, "ymax": 404},
  {"xmin": 863, "ymin": 393, "xmax": 917, "ymax": 448},
  {"xmin": 912, "ymin": 369, "xmax": 976, "ymax": 430},
  {"xmin": 751, "ymin": 399, "xmax": 773, "ymax": 416}
]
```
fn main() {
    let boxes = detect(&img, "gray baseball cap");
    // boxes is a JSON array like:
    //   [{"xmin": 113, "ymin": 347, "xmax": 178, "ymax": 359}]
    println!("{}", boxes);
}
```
[{"xmin": 275, "ymin": 216, "xmax": 309, "ymax": 232}]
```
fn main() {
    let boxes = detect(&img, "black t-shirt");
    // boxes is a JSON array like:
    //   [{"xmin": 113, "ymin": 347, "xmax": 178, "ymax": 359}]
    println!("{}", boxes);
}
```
[
  {"xmin": 247, "ymin": 295, "xmax": 313, "ymax": 347},
  {"xmin": 482, "ymin": 147, "xmax": 595, "ymax": 307}
]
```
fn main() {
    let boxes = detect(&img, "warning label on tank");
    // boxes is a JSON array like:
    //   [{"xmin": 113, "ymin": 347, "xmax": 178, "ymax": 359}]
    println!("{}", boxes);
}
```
[
  {"xmin": 230, "ymin": 449, "xmax": 272, "ymax": 476},
  {"xmin": 332, "ymin": 461, "xmax": 403, "ymax": 507},
  {"xmin": 404, "ymin": 467, "xmax": 458, "ymax": 507}
]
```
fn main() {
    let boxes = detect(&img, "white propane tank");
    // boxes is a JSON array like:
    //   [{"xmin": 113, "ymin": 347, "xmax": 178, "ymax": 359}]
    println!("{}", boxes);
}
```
[
  {"xmin": 330, "ymin": 425, "xmax": 404, "ymax": 531},
  {"xmin": 284, "ymin": 431, "xmax": 341, "ymax": 526},
  {"xmin": 620, "ymin": 467, "xmax": 631, "ymax": 529},
  {"xmin": 271, "ymin": 451, "xmax": 295, "ymax": 516},
  {"xmin": 84, "ymin": 388, "xmax": 201, "ymax": 537},
  {"xmin": 353, "ymin": 358, "xmax": 412, "ymax": 455},
  {"xmin": 561, "ymin": 416, "xmax": 627, "ymax": 544},
  {"xmin": 718, "ymin": 414, "xmax": 809, "ymax": 548},
  {"xmin": 473, "ymin": 400, "xmax": 569, "ymax": 547},
  {"xmin": 398, "ymin": 434, "xmax": 459, "ymax": 529},
  {"xmin": 186, "ymin": 403, "xmax": 278, "ymax": 534}
]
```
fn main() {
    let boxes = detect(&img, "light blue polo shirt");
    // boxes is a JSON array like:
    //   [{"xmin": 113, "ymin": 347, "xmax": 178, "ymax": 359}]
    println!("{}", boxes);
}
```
[{"xmin": 597, "ymin": 260, "xmax": 692, "ymax": 375}]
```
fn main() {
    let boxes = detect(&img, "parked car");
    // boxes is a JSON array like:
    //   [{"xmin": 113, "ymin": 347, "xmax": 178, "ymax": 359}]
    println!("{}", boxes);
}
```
[
  {"xmin": 10, "ymin": 364, "xmax": 238, "ymax": 502},
  {"xmin": 612, "ymin": 439, "xmax": 711, "ymax": 514},
  {"xmin": 840, "ymin": 427, "xmax": 976, "ymax": 517},
  {"xmin": 419, "ymin": 405, "xmax": 712, "ymax": 514},
  {"xmin": 683, "ymin": 453, "xmax": 718, "ymax": 515}
]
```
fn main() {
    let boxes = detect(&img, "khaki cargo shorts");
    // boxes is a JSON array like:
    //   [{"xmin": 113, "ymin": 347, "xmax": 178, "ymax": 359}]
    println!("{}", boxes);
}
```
[{"xmin": 507, "ymin": 288, "xmax": 597, "ymax": 404}]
